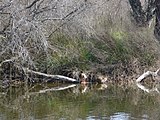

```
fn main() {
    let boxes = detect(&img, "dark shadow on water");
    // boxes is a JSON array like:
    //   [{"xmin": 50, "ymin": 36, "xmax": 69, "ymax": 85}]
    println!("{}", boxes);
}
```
[{"xmin": 0, "ymin": 82, "xmax": 160, "ymax": 120}]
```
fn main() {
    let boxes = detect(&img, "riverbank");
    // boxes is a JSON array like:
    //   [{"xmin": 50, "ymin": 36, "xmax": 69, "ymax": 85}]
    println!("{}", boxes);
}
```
[{"xmin": 0, "ymin": 0, "xmax": 160, "ymax": 87}]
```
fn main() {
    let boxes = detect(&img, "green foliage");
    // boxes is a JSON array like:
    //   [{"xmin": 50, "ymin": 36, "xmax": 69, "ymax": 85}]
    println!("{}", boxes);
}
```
[
  {"xmin": 111, "ymin": 31, "xmax": 127, "ymax": 41},
  {"xmin": 79, "ymin": 48, "xmax": 98, "ymax": 62},
  {"xmin": 46, "ymin": 34, "xmax": 99, "ymax": 70},
  {"xmin": 106, "ymin": 30, "xmax": 131, "ymax": 63},
  {"xmin": 34, "ymin": 19, "xmax": 159, "ymax": 73},
  {"xmin": 36, "ymin": 26, "xmax": 158, "ymax": 73},
  {"xmin": 140, "ymin": 53, "xmax": 155, "ymax": 66}
]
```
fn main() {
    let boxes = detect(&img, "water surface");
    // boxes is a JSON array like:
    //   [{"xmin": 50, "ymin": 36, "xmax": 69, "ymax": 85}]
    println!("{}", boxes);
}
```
[{"xmin": 0, "ymin": 83, "xmax": 160, "ymax": 120}]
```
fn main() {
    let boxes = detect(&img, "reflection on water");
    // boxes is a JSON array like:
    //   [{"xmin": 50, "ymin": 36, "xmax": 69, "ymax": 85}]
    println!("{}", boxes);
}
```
[
  {"xmin": 0, "ymin": 83, "xmax": 160, "ymax": 120},
  {"xmin": 110, "ymin": 112, "xmax": 130, "ymax": 120}
]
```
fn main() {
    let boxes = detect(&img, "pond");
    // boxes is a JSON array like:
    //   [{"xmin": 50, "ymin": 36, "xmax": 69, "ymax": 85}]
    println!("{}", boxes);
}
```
[{"xmin": 0, "ymin": 83, "xmax": 160, "ymax": 120}]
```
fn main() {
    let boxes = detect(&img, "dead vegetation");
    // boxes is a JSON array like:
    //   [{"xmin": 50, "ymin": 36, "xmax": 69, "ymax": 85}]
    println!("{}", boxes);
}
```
[{"xmin": 0, "ymin": 0, "xmax": 160, "ymax": 87}]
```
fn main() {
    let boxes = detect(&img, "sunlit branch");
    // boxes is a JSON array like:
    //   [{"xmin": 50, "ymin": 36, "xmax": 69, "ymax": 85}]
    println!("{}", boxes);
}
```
[{"xmin": 136, "ymin": 69, "xmax": 160, "ymax": 82}]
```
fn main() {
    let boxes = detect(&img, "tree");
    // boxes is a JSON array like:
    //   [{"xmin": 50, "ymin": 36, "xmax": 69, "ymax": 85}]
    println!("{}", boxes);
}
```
[
  {"xmin": 0, "ymin": 0, "xmax": 88, "ymax": 66},
  {"xmin": 154, "ymin": 0, "xmax": 160, "ymax": 41},
  {"xmin": 0, "ymin": 0, "xmax": 89, "ymax": 83},
  {"xmin": 129, "ymin": 0, "xmax": 160, "ymax": 43}
]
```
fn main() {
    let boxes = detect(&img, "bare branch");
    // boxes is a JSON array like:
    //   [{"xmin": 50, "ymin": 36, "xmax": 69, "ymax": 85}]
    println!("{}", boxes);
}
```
[
  {"xmin": 48, "ymin": 2, "xmax": 87, "ymax": 38},
  {"xmin": 0, "ymin": 1, "xmax": 12, "ymax": 11},
  {"xmin": 136, "ymin": 69, "xmax": 160, "ymax": 82},
  {"xmin": 23, "ymin": 68, "xmax": 79, "ymax": 83},
  {"xmin": 26, "ymin": 0, "xmax": 41, "ymax": 9},
  {"xmin": 0, "ymin": 57, "xmax": 18, "ymax": 67}
]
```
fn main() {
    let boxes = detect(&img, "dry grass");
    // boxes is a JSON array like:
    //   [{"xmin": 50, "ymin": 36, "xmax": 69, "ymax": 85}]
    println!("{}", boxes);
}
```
[{"xmin": 0, "ymin": 0, "xmax": 160, "ymax": 81}]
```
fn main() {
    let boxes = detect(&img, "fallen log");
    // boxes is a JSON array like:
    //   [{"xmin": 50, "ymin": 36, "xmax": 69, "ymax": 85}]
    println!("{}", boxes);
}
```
[
  {"xmin": 136, "ymin": 69, "xmax": 160, "ymax": 82},
  {"xmin": 23, "ymin": 68, "xmax": 79, "ymax": 83},
  {"xmin": 0, "ymin": 59, "xmax": 79, "ymax": 83}
]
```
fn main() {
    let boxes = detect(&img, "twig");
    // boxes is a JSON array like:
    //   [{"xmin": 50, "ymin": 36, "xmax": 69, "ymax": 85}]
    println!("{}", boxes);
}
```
[
  {"xmin": 26, "ymin": 0, "xmax": 41, "ymax": 9},
  {"xmin": 0, "ymin": 57, "xmax": 18, "ymax": 67}
]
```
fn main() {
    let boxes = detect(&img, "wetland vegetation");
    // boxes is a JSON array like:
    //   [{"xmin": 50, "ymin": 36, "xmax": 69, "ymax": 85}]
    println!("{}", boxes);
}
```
[{"xmin": 0, "ymin": 0, "xmax": 160, "ymax": 119}]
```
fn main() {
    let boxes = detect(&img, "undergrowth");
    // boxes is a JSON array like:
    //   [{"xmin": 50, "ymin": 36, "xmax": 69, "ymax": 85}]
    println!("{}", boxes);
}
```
[
  {"xmin": 38, "ymin": 24, "xmax": 159, "ymax": 74},
  {"xmin": 1, "ymin": 0, "xmax": 159, "ymax": 76}
]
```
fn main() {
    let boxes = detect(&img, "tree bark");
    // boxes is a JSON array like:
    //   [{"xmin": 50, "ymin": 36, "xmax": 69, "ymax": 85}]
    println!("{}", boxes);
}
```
[
  {"xmin": 154, "ymin": 0, "xmax": 160, "ymax": 42},
  {"xmin": 129, "ymin": 0, "xmax": 160, "ymax": 42},
  {"xmin": 129, "ymin": 0, "xmax": 155, "ymax": 26},
  {"xmin": 129, "ymin": 0, "xmax": 146, "ymax": 26}
]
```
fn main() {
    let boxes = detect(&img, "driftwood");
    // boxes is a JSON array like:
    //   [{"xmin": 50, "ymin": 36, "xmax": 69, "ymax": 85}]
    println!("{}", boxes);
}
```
[
  {"xmin": 136, "ymin": 82, "xmax": 160, "ymax": 93},
  {"xmin": 0, "ymin": 59, "xmax": 79, "ymax": 83},
  {"xmin": 136, "ymin": 69, "xmax": 160, "ymax": 82},
  {"xmin": 23, "ymin": 68, "xmax": 79, "ymax": 83}
]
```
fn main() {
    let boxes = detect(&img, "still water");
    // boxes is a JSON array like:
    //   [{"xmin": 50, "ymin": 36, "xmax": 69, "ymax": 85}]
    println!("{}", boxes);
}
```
[{"xmin": 0, "ymin": 83, "xmax": 160, "ymax": 120}]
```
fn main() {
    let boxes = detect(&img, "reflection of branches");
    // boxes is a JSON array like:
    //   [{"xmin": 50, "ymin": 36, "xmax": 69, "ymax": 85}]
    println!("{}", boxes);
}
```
[
  {"xmin": 81, "ymin": 85, "xmax": 88, "ymax": 93},
  {"xmin": 28, "ymin": 83, "xmax": 108, "ymax": 95},
  {"xmin": 136, "ymin": 69, "xmax": 160, "ymax": 93},
  {"xmin": 136, "ymin": 82, "xmax": 160, "ymax": 93},
  {"xmin": 39, "ymin": 84, "xmax": 77, "ymax": 93},
  {"xmin": 0, "ymin": 83, "xmax": 109, "ymax": 111},
  {"xmin": 136, "ymin": 83, "xmax": 150, "ymax": 93}
]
